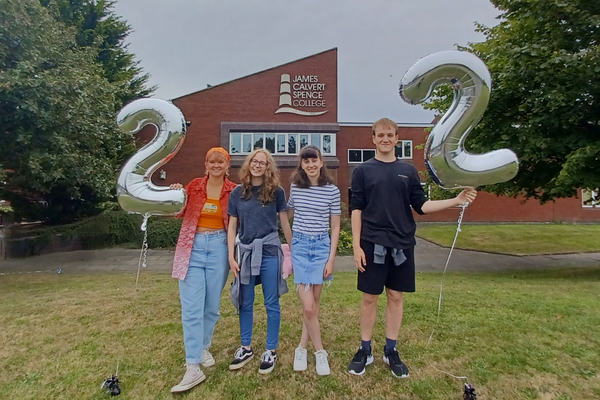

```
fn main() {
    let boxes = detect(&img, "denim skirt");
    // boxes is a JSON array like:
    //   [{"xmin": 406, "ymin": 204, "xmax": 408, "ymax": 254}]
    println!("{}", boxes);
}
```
[{"xmin": 291, "ymin": 232, "xmax": 333, "ymax": 286}]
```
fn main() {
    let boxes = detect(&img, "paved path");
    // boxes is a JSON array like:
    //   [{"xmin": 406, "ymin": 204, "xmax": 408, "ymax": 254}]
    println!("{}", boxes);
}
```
[{"xmin": 1, "ymin": 238, "xmax": 599, "ymax": 275}]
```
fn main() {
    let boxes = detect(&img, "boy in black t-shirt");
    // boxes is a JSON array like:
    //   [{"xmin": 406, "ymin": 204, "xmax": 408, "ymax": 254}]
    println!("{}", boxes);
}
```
[{"xmin": 348, "ymin": 118, "xmax": 477, "ymax": 378}]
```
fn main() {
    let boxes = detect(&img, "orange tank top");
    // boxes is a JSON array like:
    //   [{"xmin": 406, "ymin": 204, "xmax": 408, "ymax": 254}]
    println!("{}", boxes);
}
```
[{"xmin": 197, "ymin": 198, "xmax": 225, "ymax": 230}]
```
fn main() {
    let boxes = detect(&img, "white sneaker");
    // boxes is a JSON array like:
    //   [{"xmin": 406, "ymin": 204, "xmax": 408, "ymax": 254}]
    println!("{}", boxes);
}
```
[
  {"xmin": 201, "ymin": 349, "xmax": 215, "ymax": 367},
  {"xmin": 293, "ymin": 346, "xmax": 308, "ymax": 371},
  {"xmin": 315, "ymin": 349, "xmax": 330, "ymax": 376},
  {"xmin": 170, "ymin": 363, "xmax": 205, "ymax": 393}
]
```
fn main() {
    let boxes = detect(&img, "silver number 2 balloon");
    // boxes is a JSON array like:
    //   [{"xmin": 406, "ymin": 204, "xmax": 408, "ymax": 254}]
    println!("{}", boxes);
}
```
[
  {"xmin": 116, "ymin": 98, "xmax": 187, "ymax": 215},
  {"xmin": 400, "ymin": 50, "xmax": 519, "ymax": 188}
]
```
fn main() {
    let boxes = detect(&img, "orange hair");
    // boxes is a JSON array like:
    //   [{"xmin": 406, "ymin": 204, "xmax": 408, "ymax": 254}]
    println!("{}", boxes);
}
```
[{"xmin": 206, "ymin": 147, "xmax": 230, "ymax": 161}]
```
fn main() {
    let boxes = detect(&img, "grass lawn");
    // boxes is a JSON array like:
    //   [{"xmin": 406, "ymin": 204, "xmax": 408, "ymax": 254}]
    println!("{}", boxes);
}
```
[
  {"xmin": 1, "ymin": 269, "xmax": 599, "ymax": 400},
  {"xmin": 416, "ymin": 224, "xmax": 600, "ymax": 255}
]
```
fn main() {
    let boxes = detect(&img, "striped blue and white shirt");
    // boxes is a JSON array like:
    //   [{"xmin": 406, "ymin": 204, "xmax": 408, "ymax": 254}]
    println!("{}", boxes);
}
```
[{"xmin": 287, "ymin": 183, "xmax": 341, "ymax": 234}]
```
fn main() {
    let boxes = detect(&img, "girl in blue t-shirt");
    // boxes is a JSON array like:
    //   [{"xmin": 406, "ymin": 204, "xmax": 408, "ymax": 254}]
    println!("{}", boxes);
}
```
[
  {"xmin": 227, "ymin": 149, "xmax": 293, "ymax": 375},
  {"xmin": 287, "ymin": 145, "xmax": 341, "ymax": 376}
]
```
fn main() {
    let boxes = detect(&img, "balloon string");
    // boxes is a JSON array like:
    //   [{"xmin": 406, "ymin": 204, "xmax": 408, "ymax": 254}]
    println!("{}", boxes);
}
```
[
  {"xmin": 427, "ymin": 202, "xmax": 468, "ymax": 345},
  {"xmin": 425, "ymin": 203, "xmax": 472, "ymax": 389},
  {"xmin": 431, "ymin": 365, "xmax": 467, "ymax": 380},
  {"xmin": 135, "ymin": 214, "xmax": 150, "ymax": 290}
]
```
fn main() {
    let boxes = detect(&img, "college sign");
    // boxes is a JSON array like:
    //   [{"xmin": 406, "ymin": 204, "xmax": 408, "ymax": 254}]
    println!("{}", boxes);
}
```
[{"xmin": 276, "ymin": 74, "xmax": 328, "ymax": 116}]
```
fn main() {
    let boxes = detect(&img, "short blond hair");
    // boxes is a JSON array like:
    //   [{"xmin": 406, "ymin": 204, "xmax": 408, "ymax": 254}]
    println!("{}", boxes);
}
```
[{"xmin": 372, "ymin": 118, "xmax": 398, "ymax": 136}]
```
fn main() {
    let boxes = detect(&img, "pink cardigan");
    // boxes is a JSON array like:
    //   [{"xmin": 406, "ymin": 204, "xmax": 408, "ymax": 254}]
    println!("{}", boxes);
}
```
[{"xmin": 171, "ymin": 176, "xmax": 237, "ymax": 280}]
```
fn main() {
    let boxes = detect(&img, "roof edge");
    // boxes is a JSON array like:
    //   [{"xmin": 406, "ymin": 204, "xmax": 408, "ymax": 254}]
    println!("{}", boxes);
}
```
[{"xmin": 172, "ymin": 48, "xmax": 338, "ymax": 101}]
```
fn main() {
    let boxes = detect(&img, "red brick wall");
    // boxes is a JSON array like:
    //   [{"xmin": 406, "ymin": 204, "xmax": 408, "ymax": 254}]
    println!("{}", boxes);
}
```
[
  {"xmin": 416, "ymin": 190, "xmax": 600, "ymax": 223},
  {"xmin": 157, "ymin": 49, "xmax": 338, "ymax": 188}
]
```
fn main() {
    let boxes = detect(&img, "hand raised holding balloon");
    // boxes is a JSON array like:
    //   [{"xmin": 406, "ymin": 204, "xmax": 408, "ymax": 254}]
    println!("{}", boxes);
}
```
[{"xmin": 456, "ymin": 188, "xmax": 477, "ymax": 205}]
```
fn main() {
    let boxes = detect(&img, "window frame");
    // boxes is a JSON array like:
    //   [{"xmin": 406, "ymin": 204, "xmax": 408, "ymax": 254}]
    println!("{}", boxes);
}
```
[
  {"xmin": 581, "ymin": 188, "xmax": 599, "ymax": 208},
  {"xmin": 395, "ymin": 140, "xmax": 413, "ymax": 159},
  {"xmin": 347, "ymin": 149, "xmax": 376, "ymax": 163},
  {"xmin": 348, "ymin": 140, "xmax": 413, "ymax": 164},
  {"xmin": 229, "ymin": 132, "xmax": 336, "ymax": 156}
]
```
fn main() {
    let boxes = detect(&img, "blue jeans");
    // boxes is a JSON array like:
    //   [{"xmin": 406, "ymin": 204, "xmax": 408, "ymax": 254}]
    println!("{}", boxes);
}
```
[
  {"xmin": 179, "ymin": 232, "xmax": 229, "ymax": 364},
  {"xmin": 239, "ymin": 256, "xmax": 280, "ymax": 350}
]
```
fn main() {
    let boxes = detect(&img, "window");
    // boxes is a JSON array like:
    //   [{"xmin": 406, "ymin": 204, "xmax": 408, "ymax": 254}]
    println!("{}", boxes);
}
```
[
  {"xmin": 265, "ymin": 133, "xmax": 275, "ymax": 153},
  {"xmin": 230, "ymin": 132, "xmax": 335, "ymax": 155},
  {"xmin": 243, "ymin": 134, "xmax": 252, "ymax": 153},
  {"xmin": 348, "ymin": 149, "xmax": 375, "ymax": 163},
  {"xmin": 348, "ymin": 150, "xmax": 361, "ymax": 163},
  {"xmin": 300, "ymin": 134, "xmax": 309, "ymax": 149},
  {"xmin": 288, "ymin": 134, "xmax": 297, "ymax": 154},
  {"xmin": 349, "ymin": 141, "xmax": 412, "ymax": 163},
  {"xmin": 395, "ymin": 140, "xmax": 413, "ymax": 159},
  {"xmin": 253, "ymin": 133, "xmax": 263, "ymax": 150},
  {"xmin": 323, "ymin": 135, "xmax": 331, "ymax": 153},
  {"xmin": 276, "ymin": 134, "xmax": 286, "ymax": 153},
  {"xmin": 582, "ymin": 188, "xmax": 599, "ymax": 208}
]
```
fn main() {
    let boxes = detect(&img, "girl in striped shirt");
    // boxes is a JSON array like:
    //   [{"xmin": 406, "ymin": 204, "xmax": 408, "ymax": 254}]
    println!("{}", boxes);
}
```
[{"xmin": 287, "ymin": 145, "xmax": 341, "ymax": 376}]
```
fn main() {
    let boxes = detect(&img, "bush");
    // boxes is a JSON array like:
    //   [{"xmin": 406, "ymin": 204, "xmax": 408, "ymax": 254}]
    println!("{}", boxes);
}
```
[
  {"xmin": 6, "ymin": 211, "xmax": 182, "ymax": 256},
  {"xmin": 146, "ymin": 217, "xmax": 182, "ymax": 248},
  {"xmin": 337, "ymin": 229, "xmax": 353, "ymax": 256},
  {"xmin": 7, "ymin": 209, "xmax": 352, "ymax": 257}
]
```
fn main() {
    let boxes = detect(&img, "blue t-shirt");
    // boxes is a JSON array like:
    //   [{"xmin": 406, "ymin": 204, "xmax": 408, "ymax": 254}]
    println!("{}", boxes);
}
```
[{"xmin": 227, "ymin": 185, "xmax": 287, "ymax": 257}]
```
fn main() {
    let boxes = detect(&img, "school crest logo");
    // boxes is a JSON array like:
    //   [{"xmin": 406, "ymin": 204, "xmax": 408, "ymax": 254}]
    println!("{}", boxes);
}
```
[{"xmin": 276, "ymin": 74, "xmax": 328, "ymax": 116}]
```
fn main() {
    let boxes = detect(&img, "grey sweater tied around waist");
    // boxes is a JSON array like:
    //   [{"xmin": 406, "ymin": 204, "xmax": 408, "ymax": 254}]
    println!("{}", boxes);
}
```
[
  {"xmin": 373, "ymin": 244, "xmax": 406, "ymax": 266},
  {"xmin": 230, "ymin": 231, "xmax": 289, "ymax": 314}
]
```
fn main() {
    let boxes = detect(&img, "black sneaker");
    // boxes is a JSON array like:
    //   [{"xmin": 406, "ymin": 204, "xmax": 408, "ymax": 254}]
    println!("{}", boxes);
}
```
[
  {"xmin": 258, "ymin": 350, "xmax": 277, "ymax": 374},
  {"xmin": 383, "ymin": 346, "xmax": 409, "ymax": 378},
  {"xmin": 229, "ymin": 346, "xmax": 254, "ymax": 370},
  {"xmin": 348, "ymin": 346, "xmax": 374, "ymax": 375}
]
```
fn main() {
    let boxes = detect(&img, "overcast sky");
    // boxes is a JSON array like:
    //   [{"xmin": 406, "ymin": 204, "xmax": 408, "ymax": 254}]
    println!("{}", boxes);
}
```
[{"xmin": 113, "ymin": 0, "xmax": 500, "ymax": 123}]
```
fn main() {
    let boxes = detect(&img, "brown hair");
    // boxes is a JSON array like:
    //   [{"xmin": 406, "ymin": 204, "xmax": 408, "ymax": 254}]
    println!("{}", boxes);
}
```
[
  {"xmin": 239, "ymin": 149, "xmax": 280, "ymax": 204},
  {"xmin": 372, "ymin": 118, "xmax": 398, "ymax": 136},
  {"xmin": 290, "ymin": 145, "xmax": 331, "ymax": 188}
]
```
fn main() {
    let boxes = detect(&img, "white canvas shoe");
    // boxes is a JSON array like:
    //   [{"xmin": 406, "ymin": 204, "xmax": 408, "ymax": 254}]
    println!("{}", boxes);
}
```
[
  {"xmin": 293, "ymin": 346, "xmax": 308, "ymax": 371},
  {"xmin": 315, "ymin": 349, "xmax": 330, "ymax": 376},
  {"xmin": 201, "ymin": 349, "xmax": 216, "ymax": 367},
  {"xmin": 170, "ymin": 363, "xmax": 205, "ymax": 393}
]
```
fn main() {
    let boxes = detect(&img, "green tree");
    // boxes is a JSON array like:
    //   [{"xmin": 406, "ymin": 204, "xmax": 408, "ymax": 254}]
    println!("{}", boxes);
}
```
[
  {"xmin": 0, "ymin": 0, "xmax": 135, "ymax": 223},
  {"xmin": 426, "ymin": 0, "xmax": 600, "ymax": 203},
  {"xmin": 39, "ymin": 0, "xmax": 155, "ymax": 105}
]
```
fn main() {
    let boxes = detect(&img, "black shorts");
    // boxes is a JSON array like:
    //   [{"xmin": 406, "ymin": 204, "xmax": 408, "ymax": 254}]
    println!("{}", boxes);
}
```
[{"xmin": 357, "ymin": 239, "xmax": 416, "ymax": 295}]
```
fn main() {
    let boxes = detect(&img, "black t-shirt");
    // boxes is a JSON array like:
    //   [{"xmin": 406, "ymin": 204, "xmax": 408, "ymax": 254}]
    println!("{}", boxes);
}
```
[
  {"xmin": 350, "ymin": 158, "xmax": 427, "ymax": 249},
  {"xmin": 227, "ymin": 185, "xmax": 287, "ymax": 257}
]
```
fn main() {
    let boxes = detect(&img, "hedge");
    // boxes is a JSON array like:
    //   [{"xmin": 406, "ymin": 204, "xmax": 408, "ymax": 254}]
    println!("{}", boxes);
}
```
[{"xmin": 6, "ymin": 210, "xmax": 354, "ymax": 256}]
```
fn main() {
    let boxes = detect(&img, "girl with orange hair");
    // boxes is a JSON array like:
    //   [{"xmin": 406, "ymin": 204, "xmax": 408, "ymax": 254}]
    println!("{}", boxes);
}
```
[{"xmin": 169, "ymin": 147, "xmax": 237, "ymax": 393}]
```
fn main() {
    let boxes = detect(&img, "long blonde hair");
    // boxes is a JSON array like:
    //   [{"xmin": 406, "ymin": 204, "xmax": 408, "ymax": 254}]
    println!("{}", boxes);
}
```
[{"xmin": 239, "ymin": 149, "xmax": 280, "ymax": 204}]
